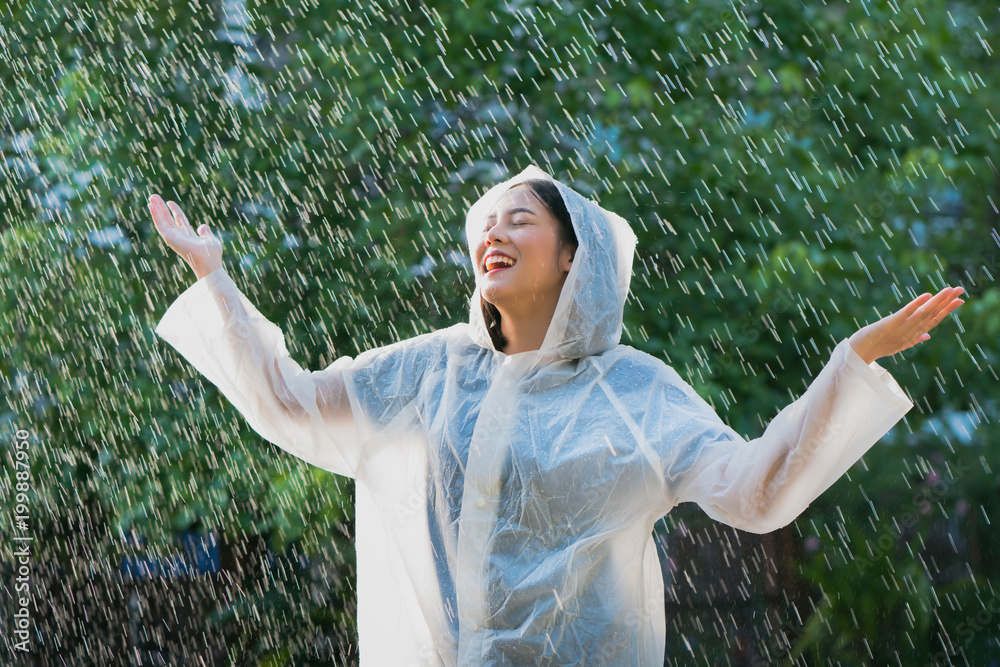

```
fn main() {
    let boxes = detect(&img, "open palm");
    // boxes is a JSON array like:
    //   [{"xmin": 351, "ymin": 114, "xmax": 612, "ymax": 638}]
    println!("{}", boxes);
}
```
[
  {"xmin": 148, "ymin": 194, "xmax": 224, "ymax": 279},
  {"xmin": 849, "ymin": 286, "xmax": 965, "ymax": 364}
]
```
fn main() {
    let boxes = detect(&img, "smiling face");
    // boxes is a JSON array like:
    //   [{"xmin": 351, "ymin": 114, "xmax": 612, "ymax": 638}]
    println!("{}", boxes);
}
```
[{"xmin": 472, "ymin": 184, "xmax": 576, "ymax": 318}]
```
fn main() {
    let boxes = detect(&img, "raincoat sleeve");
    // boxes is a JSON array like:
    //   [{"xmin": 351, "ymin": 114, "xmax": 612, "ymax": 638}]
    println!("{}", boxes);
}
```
[
  {"xmin": 154, "ymin": 267, "xmax": 432, "ymax": 479},
  {"xmin": 665, "ymin": 338, "xmax": 913, "ymax": 533}
]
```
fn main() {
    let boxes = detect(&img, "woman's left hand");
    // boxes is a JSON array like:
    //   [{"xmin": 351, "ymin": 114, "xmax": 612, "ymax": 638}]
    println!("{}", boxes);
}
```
[{"xmin": 848, "ymin": 286, "xmax": 965, "ymax": 365}]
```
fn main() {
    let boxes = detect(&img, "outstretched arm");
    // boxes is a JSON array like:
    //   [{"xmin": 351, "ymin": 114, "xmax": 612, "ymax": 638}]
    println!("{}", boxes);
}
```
[
  {"xmin": 148, "ymin": 194, "xmax": 360, "ymax": 476},
  {"xmin": 669, "ymin": 287, "xmax": 965, "ymax": 533},
  {"xmin": 849, "ymin": 286, "xmax": 965, "ymax": 364}
]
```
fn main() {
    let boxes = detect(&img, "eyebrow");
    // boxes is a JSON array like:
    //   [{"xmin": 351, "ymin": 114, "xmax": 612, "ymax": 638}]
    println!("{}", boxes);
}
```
[{"xmin": 485, "ymin": 206, "xmax": 537, "ymax": 220}]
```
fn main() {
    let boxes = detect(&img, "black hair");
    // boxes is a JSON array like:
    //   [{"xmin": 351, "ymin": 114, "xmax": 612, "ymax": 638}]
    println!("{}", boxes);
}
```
[
  {"xmin": 482, "ymin": 178, "xmax": 577, "ymax": 352},
  {"xmin": 521, "ymin": 178, "xmax": 577, "ymax": 247}
]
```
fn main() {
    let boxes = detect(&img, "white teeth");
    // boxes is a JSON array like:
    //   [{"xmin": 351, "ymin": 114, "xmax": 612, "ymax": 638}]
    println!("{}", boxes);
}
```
[{"xmin": 485, "ymin": 255, "xmax": 515, "ymax": 271}]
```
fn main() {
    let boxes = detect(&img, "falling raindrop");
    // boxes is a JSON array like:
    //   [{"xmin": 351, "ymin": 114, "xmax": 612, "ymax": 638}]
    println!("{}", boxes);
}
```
[{"xmin": 1, "ymin": 0, "xmax": 998, "ymax": 664}]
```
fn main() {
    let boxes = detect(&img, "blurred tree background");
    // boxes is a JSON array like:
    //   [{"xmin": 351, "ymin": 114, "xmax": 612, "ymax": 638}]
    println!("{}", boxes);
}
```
[{"xmin": 1, "ymin": 0, "xmax": 997, "ymax": 664}]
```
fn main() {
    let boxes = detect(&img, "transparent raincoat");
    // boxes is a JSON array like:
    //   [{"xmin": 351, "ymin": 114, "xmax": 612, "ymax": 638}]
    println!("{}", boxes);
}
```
[{"xmin": 155, "ymin": 165, "xmax": 913, "ymax": 665}]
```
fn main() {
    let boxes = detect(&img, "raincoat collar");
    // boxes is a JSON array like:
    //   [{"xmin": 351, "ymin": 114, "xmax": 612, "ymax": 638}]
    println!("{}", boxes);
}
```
[{"xmin": 465, "ymin": 165, "xmax": 638, "ymax": 359}]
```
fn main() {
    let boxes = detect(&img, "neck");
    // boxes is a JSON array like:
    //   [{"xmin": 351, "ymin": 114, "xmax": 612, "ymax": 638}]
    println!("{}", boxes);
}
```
[{"xmin": 497, "ymin": 300, "xmax": 559, "ymax": 355}]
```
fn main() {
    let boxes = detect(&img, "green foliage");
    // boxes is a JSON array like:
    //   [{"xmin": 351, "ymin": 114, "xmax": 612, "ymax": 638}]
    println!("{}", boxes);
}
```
[
  {"xmin": 2, "ymin": 0, "xmax": 998, "ymax": 663},
  {"xmin": 790, "ymin": 429, "xmax": 1000, "ymax": 665}
]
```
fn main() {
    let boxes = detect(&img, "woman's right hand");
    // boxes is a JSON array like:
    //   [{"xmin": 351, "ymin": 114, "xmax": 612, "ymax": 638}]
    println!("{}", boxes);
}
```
[{"xmin": 148, "ymin": 194, "xmax": 224, "ymax": 280}]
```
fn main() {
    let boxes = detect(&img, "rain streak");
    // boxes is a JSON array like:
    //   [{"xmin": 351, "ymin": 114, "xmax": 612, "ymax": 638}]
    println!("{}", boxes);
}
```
[{"xmin": 1, "ymin": 0, "xmax": 998, "ymax": 664}]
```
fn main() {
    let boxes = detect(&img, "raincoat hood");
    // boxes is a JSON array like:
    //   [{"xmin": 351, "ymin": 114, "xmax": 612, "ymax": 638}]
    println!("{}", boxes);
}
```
[
  {"xmin": 465, "ymin": 165, "xmax": 638, "ymax": 358},
  {"xmin": 156, "ymin": 164, "xmax": 914, "ymax": 666}
]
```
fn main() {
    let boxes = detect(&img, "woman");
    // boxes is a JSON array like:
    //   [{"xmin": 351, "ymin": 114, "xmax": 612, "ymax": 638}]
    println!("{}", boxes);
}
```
[{"xmin": 150, "ymin": 165, "xmax": 964, "ymax": 665}]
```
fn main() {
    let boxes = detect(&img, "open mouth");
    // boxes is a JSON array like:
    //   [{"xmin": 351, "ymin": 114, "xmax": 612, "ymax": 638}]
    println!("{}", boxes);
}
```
[{"xmin": 484, "ymin": 255, "xmax": 516, "ymax": 274}]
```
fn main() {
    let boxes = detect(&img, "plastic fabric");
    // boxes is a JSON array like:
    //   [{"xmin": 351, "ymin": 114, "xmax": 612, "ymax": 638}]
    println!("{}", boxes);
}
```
[{"xmin": 155, "ymin": 165, "xmax": 913, "ymax": 665}]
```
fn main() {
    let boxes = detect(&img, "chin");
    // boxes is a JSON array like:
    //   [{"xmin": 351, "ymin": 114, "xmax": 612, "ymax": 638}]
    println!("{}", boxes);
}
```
[
  {"xmin": 479, "ymin": 283, "xmax": 514, "ymax": 309},
  {"xmin": 479, "ymin": 286, "xmax": 501, "ymax": 306}
]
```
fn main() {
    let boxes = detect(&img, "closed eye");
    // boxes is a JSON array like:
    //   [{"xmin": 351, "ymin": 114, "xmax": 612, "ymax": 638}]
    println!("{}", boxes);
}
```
[{"xmin": 485, "ymin": 206, "xmax": 537, "ymax": 226}]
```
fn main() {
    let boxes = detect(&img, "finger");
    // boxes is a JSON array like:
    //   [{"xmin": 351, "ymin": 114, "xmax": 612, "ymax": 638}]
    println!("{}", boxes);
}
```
[
  {"xmin": 920, "ymin": 296, "xmax": 964, "ymax": 334},
  {"xmin": 893, "ymin": 334, "xmax": 928, "ymax": 356},
  {"xmin": 150, "ymin": 196, "xmax": 176, "ymax": 230},
  {"xmin": 920, "ymin": 287, "xmax": 958, "ymax": 312},
  {"xmin": 167, "ymin": 201, "xmax": 193, "ymax": 231},
  {"xmin": 930, "ymin": 297, "xmax": 965, "ymax": 324},
  {"xmin": 148, "ymin": 194, "xmax": 165, "ymax": 227},
  {"xmin": 926, "ymin": 289, "xmax": 965, "ymax": 321},
  {"xmin": 908, "ymin": 333, "xmax": 931, "ymax": 348},
  {"xmin": 934, "ymin": 290, "xmax": 965, "ymax": 311},
  {"xmin": 913, "ymin": 287, "xmax": 960, "ymax": 323},
  {"xmin": 899, "ymin": 292, "xmax": 933, "ymax": 317},
  {"xmin": 936, "ymin": 285, "xmax": 963, "ymax": 301}
]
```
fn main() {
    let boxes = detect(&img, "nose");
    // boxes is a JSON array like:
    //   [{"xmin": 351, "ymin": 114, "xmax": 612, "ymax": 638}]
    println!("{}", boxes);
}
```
[{"xmin": 485, "ymin": 221, "xmax": 505, "ymax": 245}]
